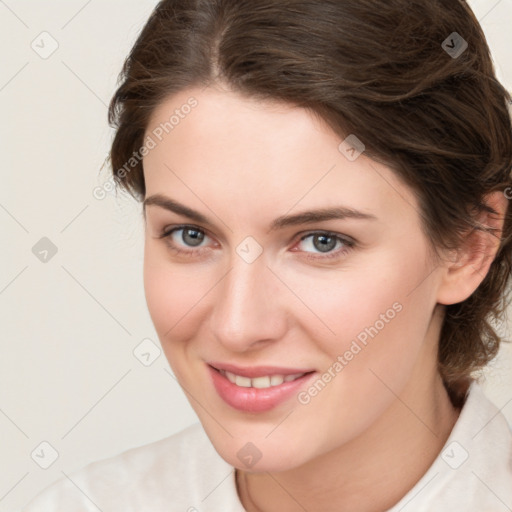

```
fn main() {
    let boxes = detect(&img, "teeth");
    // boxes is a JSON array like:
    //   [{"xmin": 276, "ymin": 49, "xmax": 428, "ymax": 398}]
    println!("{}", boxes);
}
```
[
  {"xmin": 270, "ymin": 375, "xmax": 284, "ymax": 386},
  {"xmin": 222, "ymin": 370, "xmax": 306, "ymax": 388},
  {"xmin": 251, "ymin": 376, "xmax": 271, "ymax": 388},
  {"xmin": 225, "ymin": 371, "xmax": 237, "ymax": 384},
  {"xmin": 235, "ymin": 375, "xmax": 252, "ymax": 387}
]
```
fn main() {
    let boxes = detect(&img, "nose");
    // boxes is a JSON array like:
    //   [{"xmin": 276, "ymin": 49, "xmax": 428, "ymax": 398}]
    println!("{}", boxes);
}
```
[{"xmin": 210, "ymin": 252, "xmax": 288, "ymax": 353}]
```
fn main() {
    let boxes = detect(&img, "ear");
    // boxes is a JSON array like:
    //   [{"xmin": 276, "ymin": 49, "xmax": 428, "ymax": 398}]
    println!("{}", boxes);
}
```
[{"xmin": 436, "ymin": 190, "xmax": 508, "ymax": 305}]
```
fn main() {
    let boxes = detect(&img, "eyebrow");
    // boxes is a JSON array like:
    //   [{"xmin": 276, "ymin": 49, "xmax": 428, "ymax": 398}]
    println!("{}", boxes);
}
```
[{"xmin": 143, "ymin": 194, "xmax": 377, "ymax": 231}]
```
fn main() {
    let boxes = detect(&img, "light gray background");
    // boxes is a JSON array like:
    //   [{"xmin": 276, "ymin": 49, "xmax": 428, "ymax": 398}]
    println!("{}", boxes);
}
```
[{"xmin": 1, "ymin": 1, "xmax": 511, "ymax": 510}]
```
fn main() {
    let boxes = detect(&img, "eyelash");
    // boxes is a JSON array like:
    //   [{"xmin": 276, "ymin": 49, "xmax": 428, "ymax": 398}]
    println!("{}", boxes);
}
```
[{"xmin": 157, "ymin": 225, "xmax": 355, "ymax": 261}]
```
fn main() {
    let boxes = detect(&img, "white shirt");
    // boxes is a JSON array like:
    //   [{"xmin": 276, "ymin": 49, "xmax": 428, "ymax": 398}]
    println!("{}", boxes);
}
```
[{"xmin": 22, "ymin": 382, "xmax": 512, "ymax": 511}]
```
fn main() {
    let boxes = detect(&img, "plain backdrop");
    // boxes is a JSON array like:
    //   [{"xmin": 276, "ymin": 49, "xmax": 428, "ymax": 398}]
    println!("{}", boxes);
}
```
[{"xmin": 1, "ymin": 1, "xmax": 511, "ymax": 510}]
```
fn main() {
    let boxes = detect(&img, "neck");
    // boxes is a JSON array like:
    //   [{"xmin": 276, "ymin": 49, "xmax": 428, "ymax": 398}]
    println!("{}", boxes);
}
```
[{"xmin": 237, "ymin": 368, "xmax": 460, "ymax": 512}]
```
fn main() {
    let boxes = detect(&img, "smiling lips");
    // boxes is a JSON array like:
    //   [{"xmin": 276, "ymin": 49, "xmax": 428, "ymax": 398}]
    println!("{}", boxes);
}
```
[{"xmin": 208, "ymin": 362, "xmax": 316, "ymax": 413}]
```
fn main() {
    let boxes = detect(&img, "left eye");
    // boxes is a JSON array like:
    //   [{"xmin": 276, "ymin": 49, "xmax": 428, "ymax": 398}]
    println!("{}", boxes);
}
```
[
  {"xmin": 294, "ymin": 232, "xmax": 354, "ymax": 258},
  {"xmin": 300, "ymin": 233, "xmax": 349, "ymax": 253}
]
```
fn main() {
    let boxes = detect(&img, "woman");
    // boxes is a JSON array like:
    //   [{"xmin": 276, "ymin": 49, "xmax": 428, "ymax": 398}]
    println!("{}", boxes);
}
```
[{"xmin": 23, "ymin": 0, "xmax": 512, "ymax": 510}]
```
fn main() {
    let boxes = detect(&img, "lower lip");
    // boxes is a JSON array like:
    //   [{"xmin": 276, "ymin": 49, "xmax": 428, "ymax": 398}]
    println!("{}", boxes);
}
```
[{"xmin": 208, "ymin": 366, "xmax": 315, "ymax": 413}]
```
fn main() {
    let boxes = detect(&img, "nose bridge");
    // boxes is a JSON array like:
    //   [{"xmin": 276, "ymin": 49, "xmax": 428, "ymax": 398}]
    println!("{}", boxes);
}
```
[{"xmin": 211, "ymin": 251, "xmax": 284, "ymax": 350}]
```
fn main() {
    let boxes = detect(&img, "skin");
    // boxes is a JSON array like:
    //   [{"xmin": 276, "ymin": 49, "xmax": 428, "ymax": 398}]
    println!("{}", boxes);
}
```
[{"xmin": 141, "ymin": 83, "xmax": 507, "ymax": 512}]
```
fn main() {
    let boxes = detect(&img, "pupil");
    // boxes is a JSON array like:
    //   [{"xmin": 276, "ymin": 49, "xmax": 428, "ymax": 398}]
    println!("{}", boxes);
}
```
[
  {"xmin": 314, "ymin": 234, "xmax": 336, "ymax": 253},
  {"xmin": 183, "ymin": 229, "xmax": 204, "ymax": 247}
]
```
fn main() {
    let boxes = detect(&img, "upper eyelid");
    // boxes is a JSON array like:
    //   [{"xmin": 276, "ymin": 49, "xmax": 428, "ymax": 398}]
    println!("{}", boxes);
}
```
[{"xmin": 160, "ymin": 224, "xmax": 214, "ymax": 241}]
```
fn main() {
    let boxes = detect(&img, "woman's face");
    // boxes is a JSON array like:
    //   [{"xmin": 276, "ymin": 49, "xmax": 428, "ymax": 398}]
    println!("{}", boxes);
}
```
[{"xmin": 142, "ymin": 85, "xmax": 447, "ymax": 471}]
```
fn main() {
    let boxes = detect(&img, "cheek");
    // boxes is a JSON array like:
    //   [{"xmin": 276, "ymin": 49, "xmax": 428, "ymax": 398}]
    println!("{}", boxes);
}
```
[
  {"xmin": 284, "ymin": 256, "xmax": 436, "ymax": 447},
  {"xmin": 143, "ymin": 244, "xmax": 207, "ymax": 345},
  {"xmin": 287, "ymin": 247, "xmax": 435, "ymax": 380}
]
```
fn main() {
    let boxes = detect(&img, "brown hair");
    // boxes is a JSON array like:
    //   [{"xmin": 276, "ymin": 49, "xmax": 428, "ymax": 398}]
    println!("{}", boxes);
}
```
[{"xmin": 107, "ymin": 0, "xmax": 512, "ymax": 405}]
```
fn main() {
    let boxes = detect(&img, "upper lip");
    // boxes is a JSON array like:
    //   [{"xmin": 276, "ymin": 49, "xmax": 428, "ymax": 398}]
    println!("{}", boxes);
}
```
[{"xmin": 208, "ymin": 362, "xmax": 315, "ymax": 378}]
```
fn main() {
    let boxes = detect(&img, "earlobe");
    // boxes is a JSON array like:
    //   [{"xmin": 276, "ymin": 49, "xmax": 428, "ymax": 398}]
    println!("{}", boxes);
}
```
[{"xmin": 436, "ymin": 190, "xmax": 508, "ymax": 306}]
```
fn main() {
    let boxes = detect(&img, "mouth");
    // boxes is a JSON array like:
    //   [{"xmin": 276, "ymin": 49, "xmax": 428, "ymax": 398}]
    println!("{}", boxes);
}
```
[
  {"xmin": 207, "ymin": 363, "xmax": 316, "ymax": 413},
  {"xmin": 219, "ymin": 368, "xmax": 308, "ymax": 388}
]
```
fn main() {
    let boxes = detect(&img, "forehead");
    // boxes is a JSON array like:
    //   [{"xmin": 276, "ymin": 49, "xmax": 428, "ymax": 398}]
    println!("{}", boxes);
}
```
[
  {"xmin": 142, "ymin": 86, "xmax": 420, "ymax": 229},
  {"xmin": 145, "ymin": 85, "xmax": 330, "ymax": 162}
]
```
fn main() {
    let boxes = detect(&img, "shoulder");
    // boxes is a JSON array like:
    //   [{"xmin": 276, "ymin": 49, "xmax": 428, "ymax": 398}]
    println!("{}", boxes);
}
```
[
  {"xmin": 389, "ymin": 382, "xmax": 512, "ymax": 511},
  {"xmin": 22, "ymin": 423, "xmax": 242, "ymax": 511}
]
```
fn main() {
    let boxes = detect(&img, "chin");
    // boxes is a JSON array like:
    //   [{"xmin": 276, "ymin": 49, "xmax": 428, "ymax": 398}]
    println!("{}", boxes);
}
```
[
  {"xmin": 222, "ymin": 442, "xmax": 308, "ymax": 474},
  {"xmin": 198, "ymin": 417, "xmax": 322, "ymax": 473}
]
